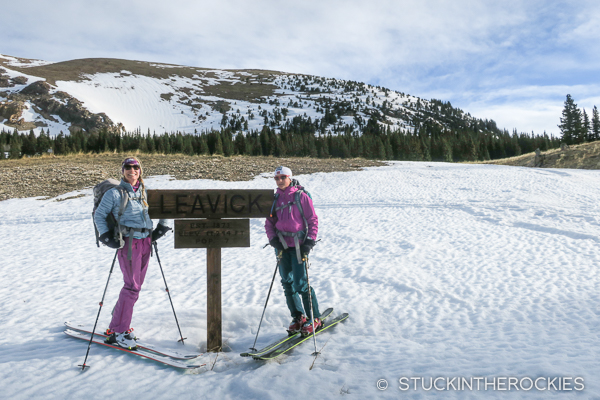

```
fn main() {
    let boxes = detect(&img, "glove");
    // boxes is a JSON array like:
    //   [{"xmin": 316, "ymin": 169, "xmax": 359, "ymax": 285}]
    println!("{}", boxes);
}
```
[
  {"xmin": 300, "ymin": 238, "xmax": 315, "ymax": 257},
  {"xmin": 269, "ymin": 237, "xmax": 285, "ymax": 251},
  {"xmin": 99, "ymin": 232, "xmax": 120, "ymax": 249},
  {"xmin": 152, "ymin": 224, "xmax": 172, "ymax": 242}
]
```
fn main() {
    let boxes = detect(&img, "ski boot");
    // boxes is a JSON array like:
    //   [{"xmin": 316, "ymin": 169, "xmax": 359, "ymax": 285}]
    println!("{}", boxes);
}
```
[
  {"xmin": 301, "ymin": 318, "xmax": 322, "ymax": 336},
  {"xmin": 124, "ymin": 327, "xmax": 137, "ymax": 341},
  {"xmin": 105, "ymin": 329, "xmax": 138, "ymax": 350},
  {"xmin": 106, "ymin": 327, "xmax": 137, "ymax": 341},
  {"xmin": 287, "ymin": 315, "xmax": 307, "ymax": 336}
]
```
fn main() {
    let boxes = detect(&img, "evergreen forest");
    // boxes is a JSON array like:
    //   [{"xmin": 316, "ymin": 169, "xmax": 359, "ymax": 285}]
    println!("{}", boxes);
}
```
[{"xmin": 1, "ymin": 99, "xmax": 570, "ymax": 162}]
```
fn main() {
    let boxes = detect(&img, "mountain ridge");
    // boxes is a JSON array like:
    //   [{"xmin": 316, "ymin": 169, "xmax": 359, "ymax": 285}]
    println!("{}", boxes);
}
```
[{"xmin": 0, "ymin": 53, "xmax": 493, "ymax": 137}]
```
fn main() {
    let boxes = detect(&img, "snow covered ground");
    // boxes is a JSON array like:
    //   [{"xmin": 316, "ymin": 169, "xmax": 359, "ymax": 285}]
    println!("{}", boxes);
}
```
[{"xmin": 1, "ymin": 162, "xmax": 599, "ymax": 399}]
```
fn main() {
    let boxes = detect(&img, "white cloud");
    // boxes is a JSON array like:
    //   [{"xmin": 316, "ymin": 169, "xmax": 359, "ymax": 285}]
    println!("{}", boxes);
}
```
[
  {"xmin": 2, "ymin": 0, "xmax": 599, "ymax": 134},
  {"xmin": 443, "ymin": 84, "xmax": 600, "ymax": 135},
  {"xmin": 468, "ymin": 102, "xmax": 563, "ymax": 136}
]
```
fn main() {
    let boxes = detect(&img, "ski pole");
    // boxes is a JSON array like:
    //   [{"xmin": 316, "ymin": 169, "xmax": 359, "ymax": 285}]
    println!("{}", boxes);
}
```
[
  {"xmin": 153, "ymin": 242, "xmax": 187, "ymax": 344},
  {"xmin": 304, "ymin": 255, "xmax": 319, "ymax": 356},
  {"xmin": 250, "ymin": 250, "xmax": 283, "ymax": 351},
  {"xmin": 79, "ymin": 249, "xmax": 119, "ymax": 371}
]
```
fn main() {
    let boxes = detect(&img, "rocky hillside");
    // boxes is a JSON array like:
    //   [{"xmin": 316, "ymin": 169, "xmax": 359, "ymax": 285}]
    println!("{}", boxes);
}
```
[
  {"xmin": 0, "ymin": 54, "xmax": 504, "ymax": 139},
  {"xmin": 0, "ymin": 57, "xmax": 115, "ymax": 133}
]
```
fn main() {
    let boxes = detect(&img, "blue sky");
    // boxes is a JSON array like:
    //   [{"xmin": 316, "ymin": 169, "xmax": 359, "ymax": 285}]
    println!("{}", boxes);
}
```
[{"xmin": 3, "ymin": 0, "xmax": 599, "ymax": 136}]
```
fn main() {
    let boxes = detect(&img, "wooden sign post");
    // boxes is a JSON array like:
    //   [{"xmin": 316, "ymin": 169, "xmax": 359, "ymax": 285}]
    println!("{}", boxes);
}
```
[
  {"xmin": 148, "ymin": 189, "xmax": 273, "ymax": 352},
  {"xmin": 206, "ymin": 247, "xmax": 221, "ymax": 352}
]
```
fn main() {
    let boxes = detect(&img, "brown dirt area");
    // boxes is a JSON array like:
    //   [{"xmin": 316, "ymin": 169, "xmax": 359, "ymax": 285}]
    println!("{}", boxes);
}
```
[
  {"xmin": 0, "ymin": 153, "xmax": 384, "ymax": 201},
  {"xmin": 4, "ymin": 142, "xmax": 599, "ymax": 202}
]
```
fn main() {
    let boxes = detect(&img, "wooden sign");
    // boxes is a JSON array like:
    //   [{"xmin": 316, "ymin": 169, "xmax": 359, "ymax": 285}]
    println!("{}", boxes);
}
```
[
  {"xmin": 174, "ymin": 219, "xmax": 250, "ymax": 248},
  {"xmin": 147, "ymin": 189, "xmax": 274, "ymax": 219},
  {"xmin": 148, "ymin": 188, "xmax": 274, "ymax": 353}
]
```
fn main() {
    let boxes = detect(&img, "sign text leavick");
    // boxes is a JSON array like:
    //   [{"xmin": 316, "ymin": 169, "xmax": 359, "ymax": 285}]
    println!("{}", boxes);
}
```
[{"xmin": 147, "ymin": 189, "xmax": 274, "ymax": 219}]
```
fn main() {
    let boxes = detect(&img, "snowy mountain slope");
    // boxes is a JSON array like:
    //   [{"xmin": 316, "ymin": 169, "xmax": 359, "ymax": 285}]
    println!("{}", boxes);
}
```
[
  {"xmin": 0, "ymin": 162, "xmax": 599, "ymax": 399},
  {"xmin": 1, "ymin": 54, "xmax": 476, "ymax": 137}
]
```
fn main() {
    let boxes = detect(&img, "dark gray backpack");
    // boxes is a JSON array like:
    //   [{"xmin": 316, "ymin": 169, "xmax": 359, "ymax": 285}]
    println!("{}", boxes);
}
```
[{"xmin": 92, "ymin": 179, "xmax": 129, "ymax": 247}]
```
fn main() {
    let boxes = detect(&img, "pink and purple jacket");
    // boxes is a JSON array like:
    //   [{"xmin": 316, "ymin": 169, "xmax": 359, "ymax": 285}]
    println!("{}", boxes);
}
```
[{"xmin": 265, "ymin": 185, "xmax": 318, "ymax": 247}]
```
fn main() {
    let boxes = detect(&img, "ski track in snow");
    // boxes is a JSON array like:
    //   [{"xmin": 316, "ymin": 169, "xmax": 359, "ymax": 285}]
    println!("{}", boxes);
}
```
[{"xmin": 1, "ymin": 162, "xmax": 599, "ymax": 399}]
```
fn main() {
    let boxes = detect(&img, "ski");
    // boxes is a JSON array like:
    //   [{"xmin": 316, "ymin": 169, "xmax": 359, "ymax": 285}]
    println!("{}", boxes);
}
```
[
  {"xmin": 252, "ymin": 313, "xmax": 349, "ymax": 360},
  {"xmin": 64, "ymin": 321, "xmax": 202, "ymax": 360},
  {"xmin": 240, "ymin": 307, "xmax": 333, "ymax": 358},
  {"xmin": 65, "ymin": 329, "xmax": 205, "ymax": 370}
]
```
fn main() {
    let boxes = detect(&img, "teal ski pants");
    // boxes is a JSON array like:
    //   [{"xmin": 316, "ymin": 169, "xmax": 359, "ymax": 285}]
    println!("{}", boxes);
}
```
[{"xmin": 278, "ymin": 249, "xmax": 321, "ymax": 321}]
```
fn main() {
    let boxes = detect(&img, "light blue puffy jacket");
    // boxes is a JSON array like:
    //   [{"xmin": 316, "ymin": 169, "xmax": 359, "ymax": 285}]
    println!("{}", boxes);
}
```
[{"xmin": 94, "ymin": 179, "xmax": 167, "ymax": 239}]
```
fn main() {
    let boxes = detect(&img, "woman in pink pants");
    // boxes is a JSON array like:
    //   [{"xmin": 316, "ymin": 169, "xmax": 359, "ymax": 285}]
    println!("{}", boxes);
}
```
[{"xmin": 94, "ymin": 157, "xmax": 170, "ymax": 349}]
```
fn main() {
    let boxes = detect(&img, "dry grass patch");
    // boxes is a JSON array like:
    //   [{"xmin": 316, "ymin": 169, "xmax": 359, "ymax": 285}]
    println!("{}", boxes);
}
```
[
  {"xmin": 0, "ymin": 153, "xmax": 383, "ymax": 201},
  {"xmin": 481, "ymin": 141, "xmax": 600, "ymax": 170}
]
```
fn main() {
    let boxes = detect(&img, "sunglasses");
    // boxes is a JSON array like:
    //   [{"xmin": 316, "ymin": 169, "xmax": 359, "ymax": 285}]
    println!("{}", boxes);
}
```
[
  {"xmin": 274, "ymin": 175, "xmax": 289, "ymax": 181},
  {"xmin": 124, "ymin": 164, "xmax": 140, "ymax": 170}
]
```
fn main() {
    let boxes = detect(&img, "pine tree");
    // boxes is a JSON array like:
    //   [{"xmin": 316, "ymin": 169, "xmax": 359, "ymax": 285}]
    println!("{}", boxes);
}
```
[
  {"xmin": 478, "ymin": 137, "xmax": 491, "ymax": 160},
  {"xmin": 259, "ymin": 127, "xmax": 270, "ymax": 156},
  {"xmin": 163, "ymin": 133, "xmax": 171, "ymax": 154},
  {"xmin": 275, "ymin": 136, "xmax": 287, "ymax": 157},
  {"xmin": 384, "ymin": 135, "xmax": 393, "ymax": 160},
  {"xmin": 146, "ymin": 135, "xmax": 155, "ymax": 153},
  {"xmin": 175, "ymin": 134, "xmax": 184, "ymax": 153},
  {"xmin": 339, "ymin": 139, "xmax": 351, "ymax": 158},
  {"xmin": 0, "ymin": 129, "xmax": 9, "ymax": 159},
  {"xmin": 317, "ymin": 135, "xmax": 329, "ymax": 158},
  {"xmin": 213, "ymin": 132, "xmax": 224, "ymax": 155},
  {"xmin": 355, "ymin": 135, "xmax": 364, "ymax": 158},
  {"xmin": 269, "ymin": 130, "xmax": 277, "ymax": 156},
  {"xmin": 233, "ymin": 132, "xmax": 246, "ymax": 155},
  {"xmin": 9, "ymin": 130, "xmax": 21, "ymax": 158},
  {"xmin": 199, "ymin": 134, "xmax": 209, "ymax": 155},
  {"xmin": 55, "ymin": 132, "xmax": 69, "ymax": 155},
  {"xmin": 182, "ymin": 135, "xmax": 193, "ymax": 155},
  {"xmin": 221, "ymin": 129, "xmax": 234, "ymax": 156},
  {"xmin": 442, "ymin": 137, "xmax": 453, "ymax": 162},
  {"xmin": 574, "ymin": 108, "xmax": 585, "ymax": 144},
  {"xmin": 422, "ymin": 137, "xmax": 432, "ymax": 161},
  {"xmin": 376, "ymin": 137, "xmax": 386, "ymax": 159},
  {"xmin": 582, "ymin": 109, "xmax": 591, "ymax": 142},
  {"xmin": 558, "ymin": 94, "xmax": 580, "ymax": 145},
  {"xmin": 592, "ymin": 106, "xmax": 600, "ymax": 141},
  {"xmin": 541, "ymin": 132, "xmax": 550, "ymax": 151},
  {"xmin": 21, "ymin": 129, "xmax": 37, "ymax": 156},
  {"xmin": 308, "ymin": 134, "xmax": 318, "ymax": 157},
  {"xmin": 137, "ymin": 134, "xmax": 147, "ymax": 153},
  {"xmin": 409, "ymin": 135, "xmax": 424, "ymax": 161}
]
